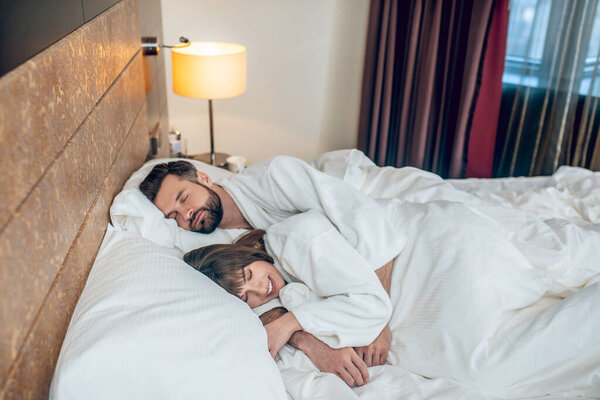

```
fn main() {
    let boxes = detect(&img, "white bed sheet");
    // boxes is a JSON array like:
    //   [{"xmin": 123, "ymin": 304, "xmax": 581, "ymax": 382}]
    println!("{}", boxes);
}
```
[{"xmin": 267, "ymin": 150, "xmax": 600, "ymax": 399}]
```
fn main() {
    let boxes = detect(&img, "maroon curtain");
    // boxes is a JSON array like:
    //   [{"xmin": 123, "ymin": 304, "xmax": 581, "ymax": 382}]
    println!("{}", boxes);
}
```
[
  {"xmin": 466, "ymin": 0, "xmax": 510, "ymax": 178},
  {"xmin": 357, "ymin": 0, "xmax": 495, "ymax": 178}
]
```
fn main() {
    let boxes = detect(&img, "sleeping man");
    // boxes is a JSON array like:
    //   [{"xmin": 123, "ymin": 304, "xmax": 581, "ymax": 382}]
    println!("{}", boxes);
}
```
[{"xmin": 138, "ymin": 156, "xmax": 405, "ymax": 388}]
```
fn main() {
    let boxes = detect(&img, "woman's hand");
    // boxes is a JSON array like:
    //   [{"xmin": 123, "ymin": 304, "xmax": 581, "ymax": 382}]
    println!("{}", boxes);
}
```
[
  {"xmin": 264, "ymin": 312, "xmax": 302, "ymax": 358},
  {"xmin": 354, "ymin": 324, "xmax": 391, "ymax": 366}
]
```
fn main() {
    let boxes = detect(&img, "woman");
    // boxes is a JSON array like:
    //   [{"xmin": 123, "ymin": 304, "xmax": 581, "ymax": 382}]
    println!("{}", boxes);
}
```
[
  {"xmin": 184, "ymin": 210, "xmax": 393, "ymax": 362},
  {"xmin": 184, "ymin": 202, "xmax": 600, "ymax": 398}
]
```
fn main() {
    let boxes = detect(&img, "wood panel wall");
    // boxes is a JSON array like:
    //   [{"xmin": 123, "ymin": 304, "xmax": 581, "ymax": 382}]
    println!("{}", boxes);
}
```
[{"xmin": 0, "ymin": 0, "xmax": 149, "ymax": 397}]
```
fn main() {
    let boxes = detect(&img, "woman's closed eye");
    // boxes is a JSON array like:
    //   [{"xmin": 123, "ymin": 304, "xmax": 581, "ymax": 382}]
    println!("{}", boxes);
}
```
[
  {"xmin": 243, "ymin": 268, "xmax": 252, "ymax": 282},
  {"xmin": 239, "ymin": 269, "xmax": 252, "ymax": 303}
]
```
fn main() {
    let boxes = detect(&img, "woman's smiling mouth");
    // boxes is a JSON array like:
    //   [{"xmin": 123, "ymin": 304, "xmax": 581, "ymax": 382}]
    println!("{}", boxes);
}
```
[{"xmin": 267, "ymin": 276, "xmax": 273, "ymax": 296}]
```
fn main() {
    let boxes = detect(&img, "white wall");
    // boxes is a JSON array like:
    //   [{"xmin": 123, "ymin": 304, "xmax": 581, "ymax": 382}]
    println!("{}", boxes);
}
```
[{"xmin": 160, "ymin": 0, "xmax": 369, "ymax": 165}]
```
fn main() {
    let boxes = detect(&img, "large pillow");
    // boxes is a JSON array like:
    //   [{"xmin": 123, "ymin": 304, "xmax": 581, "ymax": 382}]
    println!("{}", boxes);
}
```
[
  {"xmin": 51, "ymin": 226, "xmax": 287, "ymax": 400},
  {"xmin": 109, "ymin": 158, "xmax": 246, "ymax": 253}
]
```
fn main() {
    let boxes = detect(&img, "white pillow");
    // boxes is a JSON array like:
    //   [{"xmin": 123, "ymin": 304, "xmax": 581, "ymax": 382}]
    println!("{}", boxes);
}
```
[
  {"xmin": 51, "ymin": 226, "xmax": 287, "ymax": 400},
  {"xmin": 109, "ymin": 158, "xmax": 246, "ymax": 254}
]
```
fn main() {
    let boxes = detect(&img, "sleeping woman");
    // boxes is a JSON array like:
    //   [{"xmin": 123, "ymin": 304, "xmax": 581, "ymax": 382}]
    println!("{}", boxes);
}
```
[
  {"xmin": 183, "ymin": 210, "xmax": 394, "ymax": 385},
  {"xmin": 184, "ymin": 205, "xmax": 600, "ymax": 399}
]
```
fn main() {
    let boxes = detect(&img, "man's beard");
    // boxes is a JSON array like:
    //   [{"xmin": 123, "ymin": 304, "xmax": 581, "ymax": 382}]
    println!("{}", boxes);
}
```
[{"xmin": 191, "ymin": 185, "xmax": 223, "ymax": 233}]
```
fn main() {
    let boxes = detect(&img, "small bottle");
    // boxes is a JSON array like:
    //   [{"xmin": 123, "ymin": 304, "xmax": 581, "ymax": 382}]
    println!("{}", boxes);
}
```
[{"xmin": 169, "ymin": 130, "xmax": 182, "ymax": 158}]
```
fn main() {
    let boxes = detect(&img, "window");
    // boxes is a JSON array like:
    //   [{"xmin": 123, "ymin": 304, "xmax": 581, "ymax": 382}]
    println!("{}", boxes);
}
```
[{"xmin": 502, "ymin": 0, "xmax": 600, "ymax": 96}]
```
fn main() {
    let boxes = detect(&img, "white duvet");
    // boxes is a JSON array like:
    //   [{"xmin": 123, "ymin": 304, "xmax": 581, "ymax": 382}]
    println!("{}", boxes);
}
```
[{"xmin": 271, "ymin": 150, "xmax": 600, "ymax": 399}]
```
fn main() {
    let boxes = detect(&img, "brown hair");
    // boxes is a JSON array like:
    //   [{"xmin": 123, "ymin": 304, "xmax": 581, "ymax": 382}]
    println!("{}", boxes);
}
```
[
  {"xmin": 183, "ymin": 229, "xmax": 271, "ymax": 297},
  {"xmin": 139, "ymin": 160, "xmax": 198, "ymax": 202}
]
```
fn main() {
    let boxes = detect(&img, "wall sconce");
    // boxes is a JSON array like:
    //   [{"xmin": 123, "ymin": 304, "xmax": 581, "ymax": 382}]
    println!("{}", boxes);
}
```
[
  {"xmin": 141, "ymin": 36, "xmax": 190, "ymax": 56},
  {"xmin": 141, "ymin": 37, "xmax": 246, "ymax": 167}
]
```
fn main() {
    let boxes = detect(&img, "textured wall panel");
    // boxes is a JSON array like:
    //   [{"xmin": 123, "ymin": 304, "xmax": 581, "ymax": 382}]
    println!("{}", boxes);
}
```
[
  {"xmin": 86, "ymin": 0, "xmax": 140, "ymax": 100},
  {"xmin": 0, "ymin": 24, "xmax": 97, "ymax": 232},
  {"xmin": 1, "ymin": 105, "xmax": 148, "ymax": 399},
  {"xmin": 0, "ymin": 52, "xmax": 145, "ymax": 388},
  {"xmin": 0, "ymin": 0, "xmax": 139, "ymax": 233},
  {"xmin": 0, "ymin": 0, "xmax": 151, "ymax": 395}
]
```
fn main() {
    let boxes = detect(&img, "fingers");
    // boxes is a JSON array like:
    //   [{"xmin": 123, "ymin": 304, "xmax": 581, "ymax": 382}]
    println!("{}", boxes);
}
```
[
  {"xmin": 379, "ymin": 350, "xmax": 387, "ymax": 365},
  {"xmin": 351, "ymin": 351, "xmax": 370, "ymax": 384},
  {"xmin": 268, "ymin": 339, "xmax": 284, "ymax": 359},
  {"xmin": 366, "ymin": 348, "xmax": 374, "ymax": 367},
  {"xmin": 358, "ymin": 346, "xmax": 373, "ymax": 367},
  {"xmin": 334, "ymin": 348, "xmax": 369, "ymax": 387},
  {"xmin": 337, "ymin": 368, "xmax": 356, "ymax": 387},
  {"xmin": 354, "ymin": 347, "xmax": 365, "ymax": 365},
  {"xmin": 355, "ymin": 346, "xmax": 374, "ymax": 367},
  {"xmin": 347, "ymin": 364, "xmax": 365, "ymax": 387}
]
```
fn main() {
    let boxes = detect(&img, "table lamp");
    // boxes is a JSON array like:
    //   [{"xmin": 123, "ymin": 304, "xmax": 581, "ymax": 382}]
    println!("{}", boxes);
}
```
[{"xmin": 171, "ymin": 41, "xmax": 247, "ymax": 166}]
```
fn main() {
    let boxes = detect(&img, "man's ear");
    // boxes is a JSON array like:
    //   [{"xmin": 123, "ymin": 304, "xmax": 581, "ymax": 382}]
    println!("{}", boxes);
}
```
[{"xmin": 196, "ymin": 171, "xmax": 213, "ymax": 187}]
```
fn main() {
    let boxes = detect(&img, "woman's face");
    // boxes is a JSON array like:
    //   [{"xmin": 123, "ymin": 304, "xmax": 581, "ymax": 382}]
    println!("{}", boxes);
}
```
[{"xmin": 239, "ymin": 261, "xmax": 285, "ymax": 308}]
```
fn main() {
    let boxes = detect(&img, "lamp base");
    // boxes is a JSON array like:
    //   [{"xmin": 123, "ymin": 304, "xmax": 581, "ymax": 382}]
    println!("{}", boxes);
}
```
[{"xmin": 186, "ymin": 152, "xmax": 230, "ymax": 168}]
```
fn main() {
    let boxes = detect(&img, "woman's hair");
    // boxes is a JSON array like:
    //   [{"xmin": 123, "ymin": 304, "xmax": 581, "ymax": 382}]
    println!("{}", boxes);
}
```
[{"xmin": 183, "ymin": 229, "xmax": 271, "ymax": 297}]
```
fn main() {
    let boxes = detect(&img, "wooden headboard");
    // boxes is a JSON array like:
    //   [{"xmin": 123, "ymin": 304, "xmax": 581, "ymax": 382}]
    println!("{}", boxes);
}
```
[{"xmin": 0, "ymin": 0, "xmax": 149, "ymax": 397}]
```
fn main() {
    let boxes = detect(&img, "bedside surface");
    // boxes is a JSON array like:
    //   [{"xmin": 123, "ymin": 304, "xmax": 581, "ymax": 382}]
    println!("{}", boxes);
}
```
[{"xmin": 185, "ymin": 152, "xmax": 230, "ymax": 168}]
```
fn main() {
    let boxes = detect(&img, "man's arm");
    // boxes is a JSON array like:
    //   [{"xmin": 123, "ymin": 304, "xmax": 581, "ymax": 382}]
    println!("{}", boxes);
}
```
[
  {"xmin": 354, "ymin": 259, "xmax": 394, "ymax": 366},
  {"xmin": 260, "ymin": 307, "xmax": 369, "ymax": 387},
  {"xmin": 375, "ymin": 259, "xmax": 394, "ymax": 296}
]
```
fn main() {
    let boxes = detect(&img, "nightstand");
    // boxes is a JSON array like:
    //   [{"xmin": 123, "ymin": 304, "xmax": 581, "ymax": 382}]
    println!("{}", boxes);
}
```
[{"xmin": 184, "ymin": 152, "xmax": 230, "ymax": 169}]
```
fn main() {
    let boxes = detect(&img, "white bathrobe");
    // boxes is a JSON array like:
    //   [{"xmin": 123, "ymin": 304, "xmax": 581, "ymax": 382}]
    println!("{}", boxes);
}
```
[
  {"xmin": 217, "ymin": 156, "xmax": 406, "ymax": 271},
  {"xmin": 261, "ymin": 209, "xmax": 393, "ymax": 348}
]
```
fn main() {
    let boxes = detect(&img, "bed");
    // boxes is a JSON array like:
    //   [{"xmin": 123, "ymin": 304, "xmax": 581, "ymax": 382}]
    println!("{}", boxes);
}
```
[
  {"xmin": 1, "ymin": 1, "xmax": 599, "ymax": 399},
  {"xmin": 49, "ymin": 150, "xmax": 599, "ymax": 399}
]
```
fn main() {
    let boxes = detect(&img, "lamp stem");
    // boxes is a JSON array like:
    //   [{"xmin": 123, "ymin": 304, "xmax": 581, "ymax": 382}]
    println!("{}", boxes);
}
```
[{"xmin": 208, "ymin": 99, "xmax": 216, "ymax": 165}]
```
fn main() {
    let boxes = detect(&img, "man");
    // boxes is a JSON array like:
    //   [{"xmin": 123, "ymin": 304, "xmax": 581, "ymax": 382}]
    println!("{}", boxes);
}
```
[{"xmin": 139, "ymin": 156, "xmax": 403, "ymax": 387}]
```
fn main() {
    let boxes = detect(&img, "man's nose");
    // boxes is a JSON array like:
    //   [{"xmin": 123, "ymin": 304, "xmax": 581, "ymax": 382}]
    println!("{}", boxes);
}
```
[{"xmin": 181, "ymin": 206, "xmax": 194, "ymax": 221}]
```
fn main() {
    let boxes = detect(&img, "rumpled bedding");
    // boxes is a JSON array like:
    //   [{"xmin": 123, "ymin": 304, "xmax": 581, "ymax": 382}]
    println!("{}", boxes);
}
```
[{"xmin": 272, "ymin": 150, "xmax": 600, "ymax": 399}]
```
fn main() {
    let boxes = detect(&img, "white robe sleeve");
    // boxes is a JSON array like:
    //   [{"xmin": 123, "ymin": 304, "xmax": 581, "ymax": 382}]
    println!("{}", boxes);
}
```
[
  {"xmin": 264, "ymin": 210, "xmax": 393, "ymax": 348},
  {"xmin": 220, "ymin": 156, "xmax": 406, "ymax": 270}
]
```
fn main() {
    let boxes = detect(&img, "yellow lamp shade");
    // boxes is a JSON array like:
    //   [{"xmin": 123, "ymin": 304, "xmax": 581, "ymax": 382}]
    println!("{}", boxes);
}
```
[{"xmin": 171, "ymin": 41, "xmax": 247, "ymax": 99}]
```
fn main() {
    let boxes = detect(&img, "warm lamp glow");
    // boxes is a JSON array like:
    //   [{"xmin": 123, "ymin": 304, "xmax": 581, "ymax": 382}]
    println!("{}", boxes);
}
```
[{"xmin": 171, "ymin": 41, "xmax": 247, "ymax": 99}]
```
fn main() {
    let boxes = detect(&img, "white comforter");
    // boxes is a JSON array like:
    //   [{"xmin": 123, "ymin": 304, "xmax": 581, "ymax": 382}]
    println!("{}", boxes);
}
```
[{"xmin": 273, "ymin": 150, "xmax": 600, "ymax": 399}]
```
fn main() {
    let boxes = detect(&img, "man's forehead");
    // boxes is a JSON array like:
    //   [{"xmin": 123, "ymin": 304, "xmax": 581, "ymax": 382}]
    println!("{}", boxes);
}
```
[{"xmin": 154, "ymin": 175, "xmax": 184, "ymax": 208}]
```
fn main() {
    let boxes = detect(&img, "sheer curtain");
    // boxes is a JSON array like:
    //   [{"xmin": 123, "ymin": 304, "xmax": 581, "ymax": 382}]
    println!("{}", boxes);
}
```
[{"xmin": 495, "ymin": 0, "xmax": 600, "ymax": 176}]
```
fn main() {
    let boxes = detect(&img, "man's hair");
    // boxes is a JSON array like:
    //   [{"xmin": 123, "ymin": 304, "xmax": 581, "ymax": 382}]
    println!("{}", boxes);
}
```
[
  {"xmin": 183, "ymin": 229, "xmax": 271, "ymax": 297},
  {"xmin": 139, "ymin": 161, "xmax": 198, "ymax": 202}
]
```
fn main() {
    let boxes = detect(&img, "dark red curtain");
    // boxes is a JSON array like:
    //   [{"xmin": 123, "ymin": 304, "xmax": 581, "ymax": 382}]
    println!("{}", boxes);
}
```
[
  {"xmin": 357, "ymin": 0, "xmax": 497, "ymax": 178},
  {"xmin": 466, "ymin": 0, "xmax": 510, "ymax": 178}
]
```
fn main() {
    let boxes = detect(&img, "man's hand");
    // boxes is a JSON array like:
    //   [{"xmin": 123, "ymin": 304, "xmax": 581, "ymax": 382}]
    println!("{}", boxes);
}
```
[
  {"xmin": 303, "ymin": 339, "xmax": 369, "ymax": 387},
  {"xmin": 259, "ymin": 307, "xmax": 369, "ymax": 387},
  {"xmin": 354, "ymin": 324, "xmax": 391, "ymax": 367}
]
